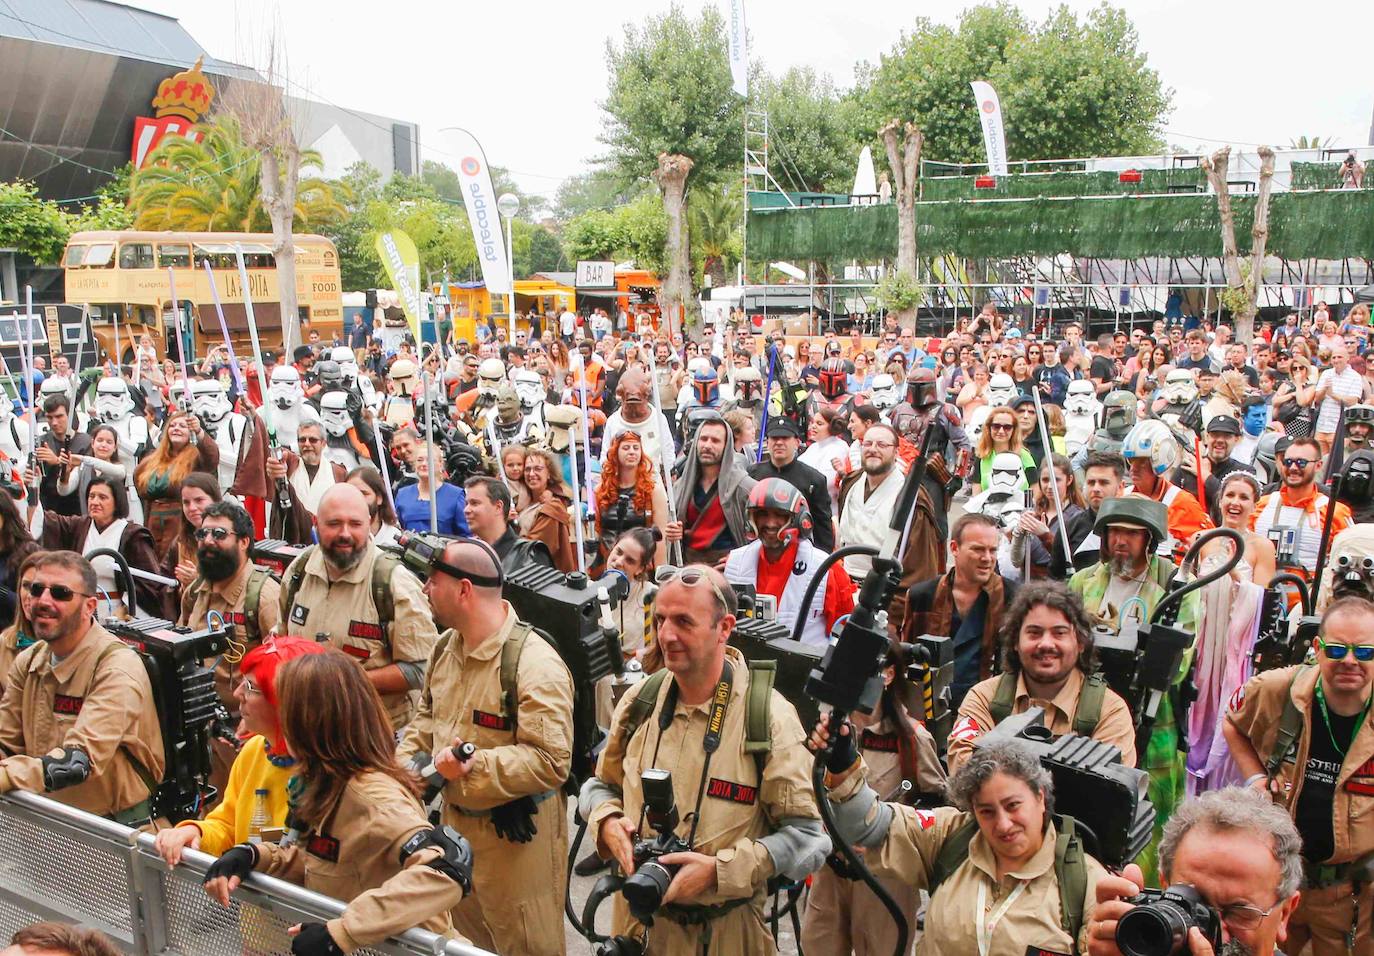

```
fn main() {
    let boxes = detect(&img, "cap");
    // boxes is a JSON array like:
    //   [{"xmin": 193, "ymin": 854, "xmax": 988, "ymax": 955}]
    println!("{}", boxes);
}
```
[
  {"xmin": 1205, "ymin": 414, "xmax": 1241, "ymax": 435},
  {"xmin": 1009, "ymin": 393, "xmax": 1036, "ymax": 409},
  {"xmin": 765, "ymin": 418, "xmax": 803, "ymax": 439}
]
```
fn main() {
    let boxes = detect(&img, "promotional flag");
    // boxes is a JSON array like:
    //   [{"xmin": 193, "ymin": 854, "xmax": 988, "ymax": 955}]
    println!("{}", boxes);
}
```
[
  {"xmin": 970, "ymin": 81, "xmax": 1008, "ymax": 178},
  {"xmin": 726, "ymin": 0, "xmax": 747, "ymax": 97},
  {"xmin": 436, "ymin": 127, "xmax": 512, "ymax": 296},
  {"xmin": 853, "ymin": 146, "xmax": 876, "ymax": 196},
  {"xmin": 375, "ymin": 230, "xmax": 423, "ymax": 341}
]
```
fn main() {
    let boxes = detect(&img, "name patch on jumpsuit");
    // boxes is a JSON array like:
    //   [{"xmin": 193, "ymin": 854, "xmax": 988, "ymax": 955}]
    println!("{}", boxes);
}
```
[
  {"xmin": 52, "ymin": 695, "xmax": 84, "ymax": 715},
  {"xmin": 472, "ymin": 710, "xmax": 511, "ymax": 731},
  {"xmin": 1346, "ymin": 758, "xmax": 1374, "ymax": 795},
  {"xmin": 307, "ymin": 833, "xmax": 340, "ymax": 862},
  {"xmin": 861, "ymin": 731, "xmax": 899, "ymax": 753},
  {"xmin": 706, "ymin": 778, "xmax": 758, "ymax": 805},
  {"xmin": 347, "ymin": 621, "xmax": 384, "ymax": 641}
]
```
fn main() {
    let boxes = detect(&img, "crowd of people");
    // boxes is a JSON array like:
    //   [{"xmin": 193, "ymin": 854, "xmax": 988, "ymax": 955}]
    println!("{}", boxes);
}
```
[{"xmin": 0, "ymin": 296, "xmax": 1370, "ymax": 956}]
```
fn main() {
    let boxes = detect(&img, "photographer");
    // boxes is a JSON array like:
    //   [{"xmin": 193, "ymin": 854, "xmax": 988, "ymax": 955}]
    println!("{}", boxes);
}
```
[
  {"xmin": 1221, "ymin": 596, "xmax": 1374, "ymax": 956},
  {"xmin": 1086, "ymin": 787, "xmax": 1302, "ymax": 956},
  {"xmin": 396, "ymin": 537, "xmax": 573, "ymax": 956},
  {"xmin": 948, "ymin": 581, "xmax": 1135, "ymax": 773},
  {"xmin": 579, "ymin": 564, "xmax": 829, "ymax": 953},
  {"xmin": 813, "ymin": 731, "xmax": 1105, "ymax": 955}
]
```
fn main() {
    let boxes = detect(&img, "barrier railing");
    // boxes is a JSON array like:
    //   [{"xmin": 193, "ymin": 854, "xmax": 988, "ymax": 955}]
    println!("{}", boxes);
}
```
[{"xmin": 0, "ymin": 790, "xmax": 496, "ymax": 956}]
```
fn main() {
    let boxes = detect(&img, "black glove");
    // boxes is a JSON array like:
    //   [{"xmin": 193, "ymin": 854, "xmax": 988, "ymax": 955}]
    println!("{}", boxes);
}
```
[
  {"xmin": 290, "ymin": 922, "xmax": 344, "ymax": 956},
  {"xmin": 489, "ymin": 795, "xmax": 539, "ymax": 844},
  {"xmin": 202, "ymin": 844, "xmax": 258, "ymax": 886},
  {"xmin": 825, "ymin": 718, "xmax": 860, "ymax": 775},
  {"xmin": 41, "ymin": 746, "xmax": 91, "ymax": 792}
]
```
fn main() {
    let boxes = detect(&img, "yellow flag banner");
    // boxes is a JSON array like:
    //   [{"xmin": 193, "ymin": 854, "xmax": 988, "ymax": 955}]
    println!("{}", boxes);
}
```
[{"xmin": 374, "ymin": 230, "xmax": 423, "ymax": 341}]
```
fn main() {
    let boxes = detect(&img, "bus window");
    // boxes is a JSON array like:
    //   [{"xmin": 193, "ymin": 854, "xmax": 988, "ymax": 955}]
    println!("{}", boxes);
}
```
[
  {"xmin": 64, "ymin": 245, "xmax": 88, "ymax": 268},
  {"xmin": 85, "ymin": 244, "xmax": 116, "ymax": 268},
  {"xmin": 158, "ymin": 244, "xmax": 191, "ymax": 269},
  {"xmin": 119, "ymin": 243, "xmax": 155, "ymax": 270}
]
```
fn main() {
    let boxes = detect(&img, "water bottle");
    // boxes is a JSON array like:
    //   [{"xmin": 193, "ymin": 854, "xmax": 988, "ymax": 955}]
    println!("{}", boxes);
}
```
[{"xmin": 248, "ymin": 788, "xmax": 270, "ymax": 844}]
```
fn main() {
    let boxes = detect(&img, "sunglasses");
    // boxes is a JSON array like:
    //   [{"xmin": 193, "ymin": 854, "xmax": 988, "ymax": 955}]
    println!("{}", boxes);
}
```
[
  {"xmin": 654, "ymin": 565, "xmax": 732, "ymax": 616},
  {"xmin": 1282, "ymin": 457, "xmax": 1314, "ymax": 470},
  {"xmin": 1319, "ymin": 639, "xmax": 1374, "ymax": 662},
  {"xmin": 195, "ymin": 527, "xmax": 234, "ymax": 542},
  {"xmin": 28, "ymin": 582, "xmax": 89, "ymax": 602},
  {"xmin": 989, "ymin": 422, "xmax": 1015, "ymax": 432}
]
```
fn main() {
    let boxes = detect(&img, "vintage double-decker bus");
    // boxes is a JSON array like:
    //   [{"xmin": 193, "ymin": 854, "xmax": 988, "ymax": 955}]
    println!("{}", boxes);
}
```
[{"xmin": 61, "ymin": 230, "xmax": 343, "ymax": 365}]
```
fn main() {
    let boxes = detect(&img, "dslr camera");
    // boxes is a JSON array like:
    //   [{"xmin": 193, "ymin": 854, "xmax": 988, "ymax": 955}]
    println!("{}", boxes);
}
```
[
  {"xmin": 622, "ymin": 769, "xmax": 691, "ymax": 924},
  {"xmin": 1115, "ymin": 885, "xmax": 1222, "ymax": 956}
]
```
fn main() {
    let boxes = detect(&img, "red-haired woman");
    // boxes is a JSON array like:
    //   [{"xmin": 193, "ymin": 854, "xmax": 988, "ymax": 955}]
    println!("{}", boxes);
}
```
[
  {"xmin": 133, "ymin": 410, "xmax": 219, "ymax": 556},
  {"xmin": 593, "ymin": 431, "xmax": 668, "ymax": 570}
]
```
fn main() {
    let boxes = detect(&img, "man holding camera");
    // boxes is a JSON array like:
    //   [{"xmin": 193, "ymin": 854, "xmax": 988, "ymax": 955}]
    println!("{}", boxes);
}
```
[
  {"xmin": 947, "ymin": 581, "xmax": 1136, "ymax": 773},
  {"xmin": 1088, "ymin": 786, "xmax": 1303, "ymax": 956},
  {"xmin": 0, "ymin": 551, "xmax": 164, "ymax": 824},
  {"xmin": 1222, "ymin": 596, "xmax": 1374, "ymax": 956},
  {"xmin": 580, "ymin": 564, "xmax": 829, "ymax": 954},
  {"xmin": 278, "ymin": 484, "xmax": 438, "ymax": 731},
  {"xmin": 397, "ymin": 537, "xmax": 573, "ymax": 956}
]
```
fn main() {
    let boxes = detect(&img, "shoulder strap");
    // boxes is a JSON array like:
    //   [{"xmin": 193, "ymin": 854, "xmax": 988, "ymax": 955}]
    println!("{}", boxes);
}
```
[
  {"xmin": 242, "ymin": 566, "xmax": 274, "ymax": 648},
  {"xmin": 1072, "ymin": 673, "xmax": 1107, "ymax": 738},
  {"xmin": 621, "ymin": 670, "xmax": 672, "ymax": 744},
  {"xmin": 282, "ymin": 547, "xmax": 315, "ymax": 614},
  {"xmin": 930, "ymin": 818, "xmax": 978, "ymax": 894},
  {"xmin": 988, "ymin": 671, "xmax": 1019, "ymax": 724},
  {"xmin": 1266, "ymin": 668, "xmax": 1309, "ymax": 780},
  {"xmin": 371, "ymin": 552, "xmax": 400, "ymax": 635},
  {"xmin": 499, "ymin": 622, "xmax": 536, "ymax": 721},
  {"xmin": 744, "ymin": 659, "xmax": 775, "ymax": 779},
  {"xmin": 1053, "ymin": 816, "xmax": 1089, "ymax": 942}
]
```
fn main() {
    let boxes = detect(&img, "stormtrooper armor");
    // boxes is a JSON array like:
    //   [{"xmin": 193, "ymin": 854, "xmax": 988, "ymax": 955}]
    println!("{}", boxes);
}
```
[
  {"xmin": 192, "ymin": 378, "xmax": 248, "ymax": 493},
  {"xmin": 966, "ymin": 451, "xmax": 1027, "ymax": 530},
  {"xmin": 381, "ymin": 359, "xmax": 418, "ymax": 428},
  {"xmin": 544, "ymin": 403, "xmax": 586, "ymax": 491},
  {"xmin": 512, "ymin": 367, "xmax": 550, "ymax": 434},
  {"xmin": 1158, "ymin": 368, "xmax": 1202, "ymax": 434},
  {"xmin": 330, "ymin": 346, "xmax": 379, "ymax": 411},
  {"xmin": 0, "ymin": 398, "xmax": 31, "ymax": 466},
  {"xmin": 267, "ymin": 365, "xmax": 307, "ymax": 451},
  {"xmin": 93, "ymin": 378, "xmax": 151, "ymax": 475},
  {"xmin": 986, "ymin": 373, "xmax": 1019, "ymax": 409},
  {"xmin": 1063, "ymin": 380, "xmax": 1102, "ymax": 456},
  {"xmin": 868, "ymin": 374, "xmax": 901, "ymax": 416},
  {"xmin": 319, "ymin": 391, "xmax": 362, "ymax": 472}
]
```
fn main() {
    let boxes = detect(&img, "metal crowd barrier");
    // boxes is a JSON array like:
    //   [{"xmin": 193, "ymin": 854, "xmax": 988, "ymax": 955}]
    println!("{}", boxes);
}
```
[{"xmin": 0, "ymin": 791, "xmax": 496, "ymax": 956}]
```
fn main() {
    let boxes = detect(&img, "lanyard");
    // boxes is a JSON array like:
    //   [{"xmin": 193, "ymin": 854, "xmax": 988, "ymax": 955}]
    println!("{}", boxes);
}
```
[
  {"xmin": 976, "ymin": 879, "xmax": 1029, "ymax": 956},
  {"xmin": 1315, "ymin": 680, "xmax": 1371, "ymax": 756}
]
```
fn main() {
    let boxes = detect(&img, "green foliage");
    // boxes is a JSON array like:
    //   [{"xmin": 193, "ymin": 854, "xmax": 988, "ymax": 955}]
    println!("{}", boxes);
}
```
[
  {"xmin": 422, "ymin": 159, "xmax": 547, "ymax": 218},
  {"xmin": 1218, "ymin": 260, "xmax": 1254, "ymax": 316},
  {"xmin": 524, "ymin": 226, "xmax": 569, "ymax": 274},
  {"xmin": 751, "ymin": 66, "xmax": 861, "ymax": 194},
  {"xmin": 554, "ymin": 169, "xmax": 640, "ymax": 222},
  {"xmin": 874, "ymin": 269, "xmax": 921, "ymax": 311},
  {"xmin": 562, "ymin": 192, "xmax": 667, "ymax": 273},
  {"xmin": 600, "ymin": 4, "xmax": 742, "ymax": 185},
  {"xmin": 67, "ymin": 195, "xmax": 134, "ymax": 232},
  {"xmin": 1289, "ymin": 135, "xmax": 1334, "ymax": 150},
  {"xmin": 856, "ymin": 2, "xmax": 1171, "ymax": 166},
  {"xmin": 689, "ymin": 183, "xmax": 742, "ymax": 285},
  {"xmin": 0, "ymin": 182, "xmax": 70, "ymax": 264}
]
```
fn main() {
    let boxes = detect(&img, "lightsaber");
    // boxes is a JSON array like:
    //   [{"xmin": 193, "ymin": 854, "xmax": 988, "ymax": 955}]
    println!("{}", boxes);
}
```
[
  {"xmin": 564, "ymin": 409, "xmax": 588, "ymax": 574},
  {"xmin": 203, "ymin": 261, "xmax": 245, "ymax": 397},
  {"xmin": 1030, "ymin": 385, "xmax": 1074, "ymax": 562},
  {"xmin": 235, "ymin": 244, "xmax": 290, "ymax": 519},
  {"xmin": 371, "ymin": 427, "xmax": 397, "ymax": 518},
  {"xmin": 487, "ymin": 420, "xmax": 513, "ymax": 493},
  {"xmin": 166, "ymin": 269, "xmax": 193, "ymax": 410},
  {"xmin": 642, "ymin": 347, "xmax": 682, "ymax": 565},
  {"xmin": 422, "ymin": 370, "xmax": 439, "ymax": 534},
  {"xmin": 573, "ymin": 353, "xmax": 595, "ymax": 515},
  {"xmin": 19, "ymin": 289, "xmax": 36, "ymax": 510},
  {"xmin": 757, "ymin": 343, "xmax": 777, "ymax": 462}
]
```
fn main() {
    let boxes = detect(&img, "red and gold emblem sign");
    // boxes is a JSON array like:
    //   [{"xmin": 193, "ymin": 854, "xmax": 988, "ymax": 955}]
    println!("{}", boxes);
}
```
[{"xmin": 131, "ymin": 56, "xmax": 215, "ymax": 168}]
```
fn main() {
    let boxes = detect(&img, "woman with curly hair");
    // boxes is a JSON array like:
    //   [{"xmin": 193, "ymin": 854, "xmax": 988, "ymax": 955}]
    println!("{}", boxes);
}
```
[
  {"xmin": 134, "ymin": 410, "xmax": 219, "ymax": 555},
  {"xmin": 517, "ymin": 446, "xmax": 576, "ymax": 572},
  {"xmin": 593, "ymin": 431, "xmax": 668, "ymax": 570}
]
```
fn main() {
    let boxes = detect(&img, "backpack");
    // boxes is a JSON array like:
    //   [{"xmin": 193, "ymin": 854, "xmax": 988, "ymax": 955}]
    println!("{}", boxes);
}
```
[
  {"xmin": 1264, "ymin": 666, "xmax": 1311, "ymax": 781},
  {"xmin": 240, "ymin": 566, "xmax": 275, "ymax": 647},
  {"xmin": 618, "ymin": 660, "xmax": 776, "ymax": 779},
  {"xmin": 282, "ymin": 547, "xmax": 400, "ymax": 637},
  {"xmin": 987, "ymin": 670, "xmax": 1106, "ymax": 739},
  {"xmin": 931, "ymin": 815, "xmax": 1090, "ymax": 942}
]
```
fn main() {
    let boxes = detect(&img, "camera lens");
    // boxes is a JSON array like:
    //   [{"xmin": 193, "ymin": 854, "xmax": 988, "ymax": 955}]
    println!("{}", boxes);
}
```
[
  {"xmin": 623, "ymin": 860, "xmax": 675, "ymax": 922},
  {"xmin": 1117, "ymin": 900, "xmax": 1191, "ymax": 956}
]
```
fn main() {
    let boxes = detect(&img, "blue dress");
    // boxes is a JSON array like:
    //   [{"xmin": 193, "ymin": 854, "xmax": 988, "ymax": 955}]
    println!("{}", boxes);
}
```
[{"xmin": 394, "ymin": 482, "xmax": 470, "ymax": 536}]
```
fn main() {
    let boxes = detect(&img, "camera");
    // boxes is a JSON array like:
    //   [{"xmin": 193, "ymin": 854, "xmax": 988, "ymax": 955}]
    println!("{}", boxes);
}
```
[
  {"xmin": 1115, "ymin": 885, "xmax": 1222, "ymax": 956},
  {"xmin": 621, "ymin": 769, "xmax": 691, "ymax": 924}
]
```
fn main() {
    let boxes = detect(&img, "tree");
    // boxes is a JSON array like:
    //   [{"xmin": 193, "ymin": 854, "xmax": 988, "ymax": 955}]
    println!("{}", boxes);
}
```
[
  {"xmin": 553, "ymin": 169, "xmax": 640, "ymax": 223},
  {"xmin": 752, "ymin": 66, "xmax": 863, "ymax": 194},
  {"xmin": 0, "ymin": 182, "xmax": 70, "ymax": 264},
  {"xmin": 524, "ymin": 226, "xmax": 569, "ymax": 274},
  {"xmin": 856, "ymin": 3, "xmax": 1171, "ymax": 166},
  {"xmin": 561, "ymin": 193, "xmax": 667, "ymax": 273},
  {"xmin": 881, "ymin": 121, "xmax": 924, "ymax": 326},
  {"xmin": 601, "ymin": 5, "xmax": 742, "ymax": 328},
  {"xmin": 689, "ymin": 183, "xmax": 741, "ymax": 287},
  {"xmin": 1202, "ymin": 145, "xmax": 1275, "ymax": 344},
  {"xmin": 422, "ymin": 159, "xmax": 547, "ymax": 219}
]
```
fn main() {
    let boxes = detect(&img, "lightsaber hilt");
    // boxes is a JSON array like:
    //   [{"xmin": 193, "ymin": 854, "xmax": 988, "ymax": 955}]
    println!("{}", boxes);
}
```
[{"xmin": 420, "ymin": 741, "xmax": 477, "ymax": 778}]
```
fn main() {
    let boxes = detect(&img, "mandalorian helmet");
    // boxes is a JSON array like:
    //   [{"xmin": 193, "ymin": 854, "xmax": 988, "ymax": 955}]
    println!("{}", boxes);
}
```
[
  {"xmin": 692, "ymin": 368, "xmax": 720, "ymax": 406},
  {"xmin": 1101, "ymin": 390, "xmax": 1138, "ymax": 439},
  {"xmin": 316, "ymin": 360, "xmax": 342, "ymax": 391},
  {"xmin": 905, "ymin": 368, "xmax": 938, "ymax": 408},
  {"xmin": 819, "ymin": 359, "xmax": 848, "ymax": 401},
  {"xmin": 734, "ymin": 366, "xmax": 762, "ymax": 403}
]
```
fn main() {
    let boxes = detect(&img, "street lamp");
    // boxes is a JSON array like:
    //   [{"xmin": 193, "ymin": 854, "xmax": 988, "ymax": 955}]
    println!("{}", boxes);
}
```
[{"xmin": 497, "ymin": 193, "xmax": 520, "ymax": 338}]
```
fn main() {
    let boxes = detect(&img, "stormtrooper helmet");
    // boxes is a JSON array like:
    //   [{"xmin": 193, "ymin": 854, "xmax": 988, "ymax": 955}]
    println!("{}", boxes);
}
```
[
  {"xmin": 39, "ymin": 378, "xmax": 68, "ymax": 402},
  {"xmin": 95, "ymin": 378, "xmax": 136, "ymax": 423},
  {"xmin": 544, "ymin": 403, "xmax": 582, "ymax": 453},
  {"xmin": 987, "ymin": 373, "xmax": 1018, "ymax": 408},
  {"xmin": 734, "ymin": 366, "xmax": 762, "ymax": 403},
  {"xmin": 987, "ymin": 452, "xmax": 1024, "ymax": 496},
  {"xmin": 319, "ymin": 391, "xmax": 352, "ymax": 438},
  {"xmin": 1162, "ymin": 368, "xmax": 1198, "ymax": 405},
  {"xmin": 329, "ymin": 346, "xmax": 360, "ymax": 387},
  {"xmin": 870, "ymin": 374, "xmax": 901, "ymax": 411},
  {"xmin": 495, "ymin": 384, "xmax": 522, "ymax": 425},
  {"xmin": 477, "ymin": 358, "xmax": 506, "ymax": 397},
  {"xmin": 512, "ymin": 368, "xmax": 545, "ymax": 411},
  {"xmin": 269, "ymin": 366, "xmax": 304, "ymax": 411},
  {"xmin": 168, "ymin": 380, "xmax": 193, "ymax": 413},
  {"xmin": 191, "ymin": 379, "xmax": 232, "ymax": 426},
  {"xmin": 389, "ymin": 359, "xmax": 418, "ymax": 398},
  {"xmin": 1064, "ymin": 380, "xmax": 1098, "ymax": 417}
]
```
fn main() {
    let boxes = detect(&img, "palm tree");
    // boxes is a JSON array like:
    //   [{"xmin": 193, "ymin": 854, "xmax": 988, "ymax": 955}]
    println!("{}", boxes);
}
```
[
  {"xmin": 130, "ymin": 115, "xmax": 343, "ymax": 232},
  {"xmin": 1288, "ymin": 134, "xmax": 1334, "ymax": 151},
  {"xmin": 689, "ymin": 184, "xmax": 742, "ymax": 289}
]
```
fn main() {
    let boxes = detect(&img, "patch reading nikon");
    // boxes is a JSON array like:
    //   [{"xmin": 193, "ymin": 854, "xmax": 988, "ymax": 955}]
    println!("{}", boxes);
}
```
[
  {"xmin": 861, "ymin": 731, "xmax": 899, "ymax": 753},
  {"xmin": 706, "ymin": 777, "xmax": 758, "ymax": 805},
  {"xmin": 307, "ymin": 833, "xmax": 340, "ymax": 862},
  {"xmin": 347, "ymin": 621, "xmax": 384, "ymax": 641},
  {"xmin": 289, "ymin": 603, "xmax": 308, "ymax": 625},
  {"xmin": 472, "ymin": 710, "xmax": 511, "ymax": 731},
  {"xmin": 52, "ymin": 695, "xmax": 84, "ymax": 715}
]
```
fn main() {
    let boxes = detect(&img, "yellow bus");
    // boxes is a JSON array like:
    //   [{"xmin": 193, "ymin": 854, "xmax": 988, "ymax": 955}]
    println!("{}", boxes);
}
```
[{"xmin": 62, "ymin": 230, "xmax": 343, "ymax": 364}]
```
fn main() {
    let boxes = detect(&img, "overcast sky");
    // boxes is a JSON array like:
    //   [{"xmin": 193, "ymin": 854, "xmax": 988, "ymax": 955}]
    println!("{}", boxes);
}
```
[{"xmin": 137, "ymin": 0, "xmax": 1373, "ymax": 200}]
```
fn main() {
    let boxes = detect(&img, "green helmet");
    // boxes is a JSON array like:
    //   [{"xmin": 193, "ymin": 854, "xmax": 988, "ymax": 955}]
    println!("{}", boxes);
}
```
[
  {"xmin": 1101, "ymin": 390, "xmax": 1138, "ymax": 438},
  {"xmin": 1093, "ymin": 496, "xmax": 1168, "ymax": 548}
]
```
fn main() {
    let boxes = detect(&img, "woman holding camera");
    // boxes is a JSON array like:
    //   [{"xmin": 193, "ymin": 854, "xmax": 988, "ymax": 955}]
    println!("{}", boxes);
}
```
[{"xmin": 810, "ymin": 730, "xmax": 1104, "ymax": 955}]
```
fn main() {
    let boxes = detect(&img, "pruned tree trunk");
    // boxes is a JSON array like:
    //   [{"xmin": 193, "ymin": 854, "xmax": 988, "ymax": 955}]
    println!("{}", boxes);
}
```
[
  {"xmin": 1201, "ymin": 147, "xmax": 1243, "ymax": 293},
  {"xmin": 260, "ymin": 145, "xmax": 302, "ymax": 352},
  {"xmin": 654, "ymin": 152, "xmax": 695, "ymax": 335},
  {"xmin": 1202, "ymin": 146, "xmax": 1276, "ymax": 344},
  {"xmin": 881, "ymin": 120, "xmax": 924, "ymax": 326},
  {"xmin": 1245, "ymin": 146, "xmax": 1277, "ymax": 344}
]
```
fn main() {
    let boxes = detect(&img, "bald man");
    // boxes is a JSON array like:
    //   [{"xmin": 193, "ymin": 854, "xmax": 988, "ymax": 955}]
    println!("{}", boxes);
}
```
[
  {"xmin": 279, "ymin": 484, "xmax": 439, "ymax": 729},
  {"xmin": 397, "ymin": 539, "xmax": 574, "ymax": 955}
]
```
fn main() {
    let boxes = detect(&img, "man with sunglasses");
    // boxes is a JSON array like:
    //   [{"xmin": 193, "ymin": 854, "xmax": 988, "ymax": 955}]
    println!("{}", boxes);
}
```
[
  {"xmin": 1251, "ymin": 436, "xmax": 1351, "ymax": 581},
  {"xmin": 1222, "ymin": 597, "xmax": 1374, "ymax": 956},
  {"xmin": 0, "ymin": 551, "xmax": 164, "ymax": 825},
  {"xmin": 398, "ymin": 537, "xmax": 573, "ymax": 956}
]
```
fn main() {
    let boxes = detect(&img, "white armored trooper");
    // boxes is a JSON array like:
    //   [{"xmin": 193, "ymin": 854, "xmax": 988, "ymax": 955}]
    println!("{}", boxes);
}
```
[
  {"xmin": 986, "ymin": 372, "xmax": 1019, "ymax": 408},
  {"xmin": 191, "ymin": 378, "xmax": 249, "ymax": 494},
  {"xmin": 1157, "ymin": 368, "xmax": 1201, "ymax": 434},
  {"xmin": 266, "ymin": 365, "xmax": 308, "ymax": 452},
  {"xmin": 93, "ymin": 378, "xmax": 152, "ymax": 474},
  {"xmin": 0, "ymin": 396, "xmax": 31, "ymax": 465},
  {"xmin": 1063, "ymin": 379, "xmax": 1102, "ymax": 456},
  {"xmin": 330, "ymin": 345, "xmax": 379, "ymax": 412},
  {"xmin": 319, "ymin": 391, "xmax": 363, "ymax": 472},
  {"xmin": 966, "ymin": 451, "xmax": 1028, "ymax": 531},
  {"xmin": 512, "ymin": 367, "xmax": 549, "ymax": 433},
  {"xmin": 463, "ymin": 358, "xmax": 507, "ymax": 433},
  {"xmin": 381, "ymin": 358, "xmax": 418, "ymax": 428},
  {"xmin": 868, "ymin": 373, "xmax": 902, "ymax": 418}
]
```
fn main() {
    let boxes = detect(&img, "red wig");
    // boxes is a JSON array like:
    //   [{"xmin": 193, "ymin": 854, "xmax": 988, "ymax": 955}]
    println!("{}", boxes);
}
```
[
  {"xmin": 239, "ymin": 635, "xmax": 328, "ymax": 750},
  {"xmin": 595, "ymin": 431, "xmax": 657, "ymax": 520}
]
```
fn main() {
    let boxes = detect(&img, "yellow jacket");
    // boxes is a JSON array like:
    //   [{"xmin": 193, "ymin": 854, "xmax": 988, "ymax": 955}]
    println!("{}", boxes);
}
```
[{"xmin": 178, "ymin": 735, "xmax": 294, "ymax": 855}]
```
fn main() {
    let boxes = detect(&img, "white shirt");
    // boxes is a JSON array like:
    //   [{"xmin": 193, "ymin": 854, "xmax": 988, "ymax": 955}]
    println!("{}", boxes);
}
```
[
  {"xmin": 1317, "ymin": 366, "xmax": 1364, "ymax": 432},
  {"xmin": 560, "ymin": 310, "xmax": 577, "ymax": 336},
  {"xmin": 799, "ymin": 435, "xmax": 849, "ymax": 514},
  {"xmin": 838, "ymin": 467, "xmax": 905, "ymax": 578}
]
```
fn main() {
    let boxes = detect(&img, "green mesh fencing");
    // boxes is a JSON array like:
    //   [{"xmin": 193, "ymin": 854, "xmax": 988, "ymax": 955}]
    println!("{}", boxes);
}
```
[
  {"xmin": 747, "ymin": 189, "xmax": 1374, "ymax": 262},
  {"xmin": 919, "ymin": 167, "xmax": 1206, "ymax": 201},
  {"xmin": 1289, "ymin": 162, "xmax": 1342, "ymax": 190}
]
